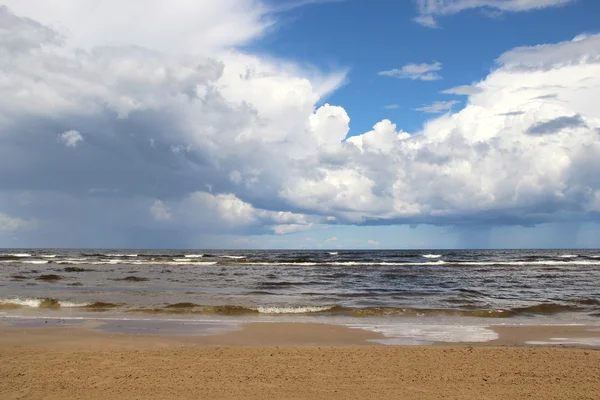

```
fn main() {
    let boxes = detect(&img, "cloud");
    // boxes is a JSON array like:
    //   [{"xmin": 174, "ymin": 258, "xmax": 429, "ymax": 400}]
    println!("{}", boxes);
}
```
[
  {"xmin": 281, "ymin": 34, "xmax": 600, "ymax": 227},
  {"xmin": 2, "ymin": 5, "xmax": 600, "ymax": 247},
  {"xmin": 384, "ymin": 104, "xmax": 400, "ymax": 109},
  {"xmin": 414, "ymin": 100, "xmax": 460, "ymax": 113},
  {"xmin": 367, "ymin": 239, "xmax": 380, "ymax": 246},
  {"xmin": 527, "ymin": 114, "xmax": 587, "ymax": 135},
  {"xmin": 325, "ymin": 236, "xmax": 337, "ymax": 242},
  {"xmin": 0, "ymin": 0, "xmax": 273, "ymax": 54},
  {"xmin": 150, "ymin": 200, "xmax": 172, "ymax": 221},
  {"xmin": 59, "ymin": 130, "xmax": 83, "ymax": 147},
  {"xmin": 0, "ymin": 213, "xmax": 33, "ymax": 232},
  {"xmin": 378, "ymin": 62, "xmax": 442, "ymax": 81},
  {"xmin": 442, "ymin": 85, "xmax": 484, "ymax": 96},
  {"xmin": 414, "ymin": 0, "xmax": 576, "ymax": 27}
]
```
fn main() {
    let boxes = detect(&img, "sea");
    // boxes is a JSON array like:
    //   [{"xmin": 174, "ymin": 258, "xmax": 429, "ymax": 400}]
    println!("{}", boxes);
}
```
[{"xmin": 2, "ymin": 248, "xmax": 600, "ymax": 345}]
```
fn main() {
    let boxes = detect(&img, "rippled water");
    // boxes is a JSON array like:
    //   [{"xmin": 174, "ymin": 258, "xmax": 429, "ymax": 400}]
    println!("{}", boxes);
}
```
[
  {"xmin": 1, "ymin": 248, "xmax": 599, "ymax": 322},
  {"xmin": 0, "ymin": 249, "xmax": 600, "ymax": 318},
  {"xmin": 3, "ymin": 248, "xmax": 599, "ymax": 345}
]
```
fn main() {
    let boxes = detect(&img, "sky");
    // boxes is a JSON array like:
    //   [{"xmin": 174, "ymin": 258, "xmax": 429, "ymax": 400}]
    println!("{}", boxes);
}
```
[{"xmin": 1, "ymin": 0, "xmax": 600, "ymax": 249}]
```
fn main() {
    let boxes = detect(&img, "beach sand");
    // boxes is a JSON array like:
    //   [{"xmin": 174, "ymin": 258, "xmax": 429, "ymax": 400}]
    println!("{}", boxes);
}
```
[{"xmin": 1, "ymin": 322, "xmax": 600, "ymax": 399}]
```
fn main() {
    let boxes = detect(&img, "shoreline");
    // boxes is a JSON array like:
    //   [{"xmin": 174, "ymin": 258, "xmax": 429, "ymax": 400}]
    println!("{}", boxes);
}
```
[
  {"xmin": 2, "ymin": 322, "xmax": 600, "ymax": 399},
  {"xmin": 2, "ymin": 318, "xmax": 600, "ymax": 348}
]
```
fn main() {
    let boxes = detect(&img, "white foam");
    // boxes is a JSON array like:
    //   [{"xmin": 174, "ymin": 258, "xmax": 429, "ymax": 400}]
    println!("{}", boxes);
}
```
[
  {"xmin": 185, "ymin": 254, "xmax": 204, "ymax": 258},
  {"xmin": 22, "ymin": 260, "xmax": 49, "ymax": 264},
  {"xmin": 348, "ymin": 323, "xmax": 498, "ymax": 345},
  {"xmin": 328, "ymin": 252, "xmax": 339, "ymax": 255},
  {"xmin": 168, "ymin": 261, "xmax": 217, "ymax": 266},
  {"xmin": 256, "ymin": 306, "xmax": 334, "ymax": 314},
  {"xmin": 59, "ymin": 301, "xmax": 92, "ymax": 308},
  {"xmin": 457, "ymin": 260, "xmax": 600, "ymax": 266},
  {"xmin": 41, "ymin": 255, "xmax": 57, "ymax": 258},
  {"xmin": 245, "ymin": 260, "xmax": 446, "ymax": 266},
  {"xmin": 0, "ymin": 298, "xmax": 90, "ymax": 308},
  {"xmin": 422, "ymin": 254, "xmax": 442, "ymax": 258},
  {"xmin": 220, "ymin": 255, "xmax": 246, "ymax": 259},
  {"xmin": 560, "ymin": 254, "xmax": 578, "ymax": 258},
  {"xmin": 1, "ymin": 298, "xmax": 43, "ymax": 307},
  {"xmin": 527, "ymin": 338, "xmax": 600, "ymax": 347},
  {"xmin": 5, "ymin": 253, "xmax": 31, "ymax": 257}
]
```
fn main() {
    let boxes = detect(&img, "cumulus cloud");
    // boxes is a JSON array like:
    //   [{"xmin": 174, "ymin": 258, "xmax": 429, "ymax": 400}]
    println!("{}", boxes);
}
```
[
  {"xmin": 281, "ymin": 33, "xmax": 600, "ymax": 226},
  {"xmin": 2, "ymin": 4, "xmax": 600, "ymax": 247},
  {"xmin": 59, "ymin": 130, "xmax": 83, "ymax": 147},
  {"xmin": 414, "ymin": 0, "xmax": 575, "ymax": 27},
  {"xmin": 378, "ymin": 62, "xmax": 442, "ymax": 81},
  {"xmin": 0, "ymin": 213, "xmax": 32, "ymax": 232},
  {"xmin": 414, "ymin": 100, "xmax": 460, "ymax": 114},
  {"xmin": 164, "ymin": 192, "xmax": 317, "ymax": 235}
]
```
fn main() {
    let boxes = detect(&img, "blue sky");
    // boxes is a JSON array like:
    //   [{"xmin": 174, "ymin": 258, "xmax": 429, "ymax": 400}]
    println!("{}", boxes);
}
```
[
  {"xmin": 257, "ymin": 0, "xmax": 600, "ymax": 135},
  {"xmin": 1, "ymin": 0, "xmax": 600, "ymax": 249}
]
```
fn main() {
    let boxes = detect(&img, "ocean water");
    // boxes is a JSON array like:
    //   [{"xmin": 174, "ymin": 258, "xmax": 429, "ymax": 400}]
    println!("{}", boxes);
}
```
[{"xmin": 2, "ymin": 249, "xmax": 600, "ymax": 344}]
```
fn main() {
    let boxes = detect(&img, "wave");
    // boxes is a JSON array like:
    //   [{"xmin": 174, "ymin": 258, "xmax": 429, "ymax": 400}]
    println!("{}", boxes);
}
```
[
  {"xmin": 184, "ymin": 254, "xmax": 204, "ymax": 258},
  {"xmin": 0, "ymin": 298, "xmax": 118, "ymax": 309},
  {"xmin": 122, "ymin": 304, "xmax": 578, "ymax": 318},
  {"xmin": 56, "ymin": 260, "xmax": 218, "ymax": 266},
  {"xmin": 256, "ymin": 305, "xmax": 336, "ymax": 314},
  {"xmin": 110, "ymin": 276, "xmax": 149, "ymax": 282},
  {"xmin": 2, "ymin": 296, "xmax": 596, "ymax": 317},
  {"xmin": 559, "ymin": 254, "xmax": 578, "ymax": 258},
  {"xmin": 36, "ymin": 274, "xmax": 64, "ymax": 281},
  {"xmin": 220, "ymin": 255, "xmax": 246, "ymax": 259},
  {"xmin": 128, "ymin": 304, "xmax": 342, "ymax": 315},
  {"xmin": 63, "ymin": 267, "xmax": 93, "ymax": 272},
  {"xmin": 422, "ymin": 254, "xmax": 442, "ymax": 258},
  {"xmin": 328, "ymin": 252, "xmax": 339, "ymax": 255}
]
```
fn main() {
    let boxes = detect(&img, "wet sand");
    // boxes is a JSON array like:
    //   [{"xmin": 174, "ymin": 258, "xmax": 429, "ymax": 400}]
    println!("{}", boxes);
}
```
[{"xmin": 1, "ymin": 322, "xmax": 600, "ymax": 399}]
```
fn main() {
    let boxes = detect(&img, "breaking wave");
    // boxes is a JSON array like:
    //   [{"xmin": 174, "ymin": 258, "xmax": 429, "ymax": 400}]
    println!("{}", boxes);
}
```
[
  {"xmin": 0, "ymin": 298, "xmax": 118, "ymax": 309},
  {"xmin": 422, "ymin": 254, "xmax": 442, "ymax": 258}
]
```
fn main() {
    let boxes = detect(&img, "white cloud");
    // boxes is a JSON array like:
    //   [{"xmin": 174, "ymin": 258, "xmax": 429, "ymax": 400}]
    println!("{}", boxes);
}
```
[
  {"xmin": 384, "ymin": 104, "xmax": 400, "ymax": 109},
  {"xmin": 282, "ymin": 34, "xmax": 600, "ymax": 226},
  {"xmin": 367, "ymin": 239, "xmax": 380, "ymax": 246},
  {"xmin": 414, "ymin": 0, "xmax": 575, "ymax": 27},
  {"xmin": 442, "ymin": 85, "xmax": 484, "ymax": 96},
  {"xmin": 0, "ymin": 0, "xmax": 272, "ymax": 54},
  {"xmin": 0, "ymin": 213, "xmax": 32, "ymax": 232},
  {"xmin": 325, "ymin": 236, "xmax": 337, "ymax": 242},
  {"xmin": 172, "ymin": 192, "xmax": 316, "ymax": 235},
  {"xmin": 414, "ymin": 100, "xmax": 460, "ymax": 114},
  {"xmin": 378, "ymin": 62, "xmax": 442, "ymax": 81},
  {"xmin": 150, "ymin": 200, "xmax": 172, "ymax": 221},
  {"xmin": 2, "ymin": 5, "xmax": 600, "ymax": 246},
  {"xmin": 59, "ymin": 130, "xmax": 83, "ymax": 147}
]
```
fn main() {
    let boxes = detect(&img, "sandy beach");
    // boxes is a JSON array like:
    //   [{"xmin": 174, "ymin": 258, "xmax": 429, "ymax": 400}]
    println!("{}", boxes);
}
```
[{"xmin": 2, "ymin": 322, "xmax": 600, "ymax": 400}]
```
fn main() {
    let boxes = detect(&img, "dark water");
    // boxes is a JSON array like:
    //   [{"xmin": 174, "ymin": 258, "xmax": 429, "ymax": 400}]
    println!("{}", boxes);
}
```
[{"xmin": 2, "ymin": 249, "xmax": 600, "ymax": 320}]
